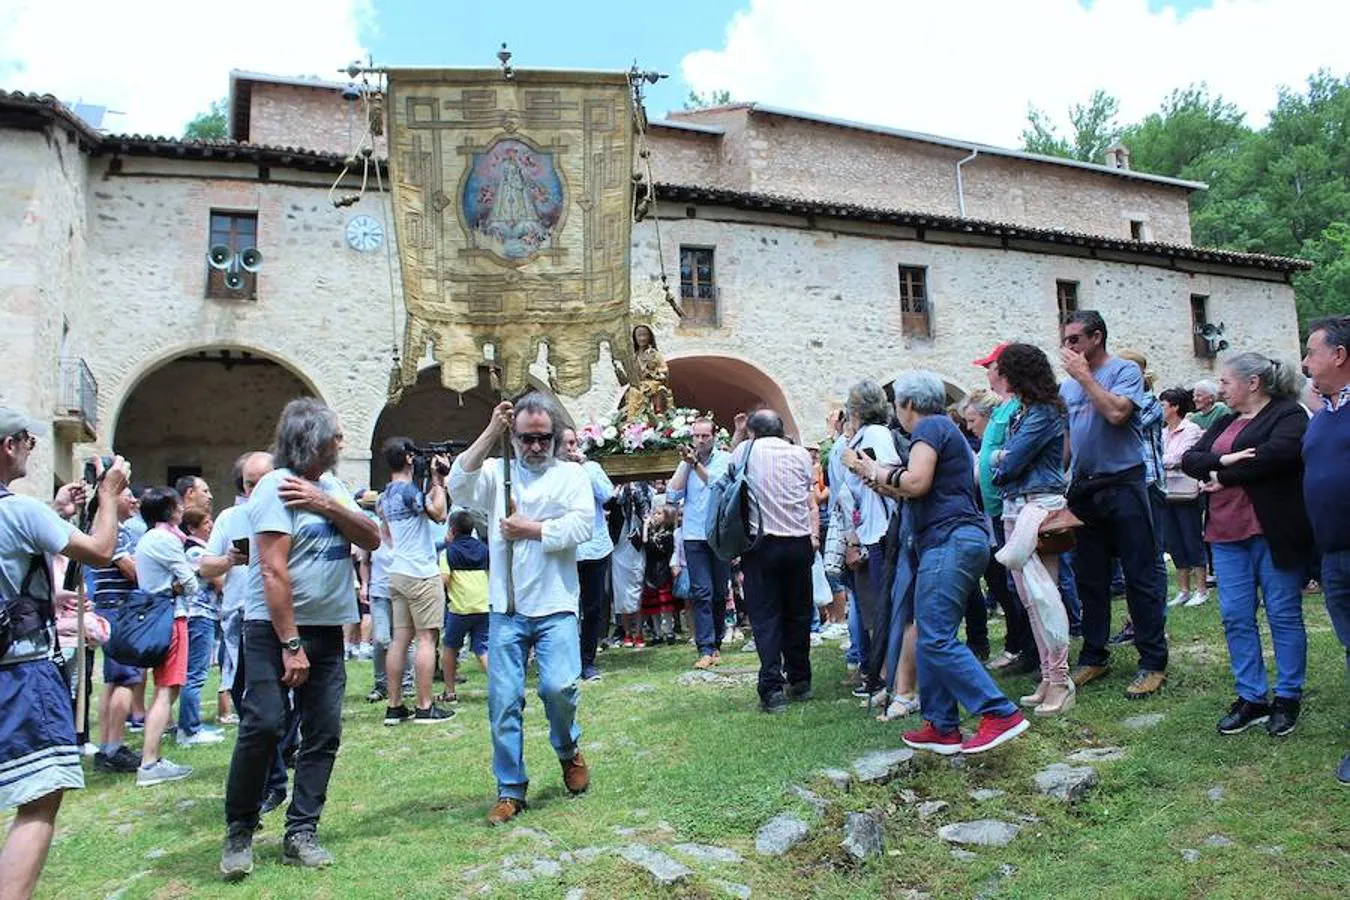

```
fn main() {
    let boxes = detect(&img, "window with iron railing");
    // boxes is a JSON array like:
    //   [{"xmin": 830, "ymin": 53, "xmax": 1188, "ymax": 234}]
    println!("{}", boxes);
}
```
[{"xmin": 58, "ymin": 357, "xmax": 98, "ymax": 430}]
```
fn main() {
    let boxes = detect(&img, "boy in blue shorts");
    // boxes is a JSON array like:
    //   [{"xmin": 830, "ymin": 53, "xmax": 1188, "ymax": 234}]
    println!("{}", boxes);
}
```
[{"xmin": 438, "ymin": 510, "xmax": 489, "ymax": 703}]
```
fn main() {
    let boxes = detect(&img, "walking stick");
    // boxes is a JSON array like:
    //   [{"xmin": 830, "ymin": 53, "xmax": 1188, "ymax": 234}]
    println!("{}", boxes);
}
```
[{"xmin": 491, "ymin": 365, "xmax": 518, "ymax": 617}]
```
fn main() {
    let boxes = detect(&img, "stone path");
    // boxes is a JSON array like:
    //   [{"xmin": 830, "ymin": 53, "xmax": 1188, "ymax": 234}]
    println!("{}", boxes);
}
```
[
  {"xmin": 755, "ymin": 814, "xmax": 811, "ymax": 856},
  {"xmin": 938, "ymin": 820, "xmax": 1021, "ymax": 847},
  {"xmin": 841, "ymin": 811, "xmax": 885, "ymax": 860},
  {"xmin": 617, "ymin": 844, "xmax": 693, "ymax": 886},
  {"xmin": 1033, "ymin": 763, "xmax": 1099, "ymax": 802}
]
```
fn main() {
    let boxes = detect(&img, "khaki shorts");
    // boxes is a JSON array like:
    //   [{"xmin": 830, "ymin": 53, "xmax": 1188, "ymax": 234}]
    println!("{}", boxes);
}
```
[{"xmin": 390, "ymin": 572, "xmax": 446, "ymax": 632}]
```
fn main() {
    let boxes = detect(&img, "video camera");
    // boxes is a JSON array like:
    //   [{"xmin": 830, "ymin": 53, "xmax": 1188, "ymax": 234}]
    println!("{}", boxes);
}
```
[{"xmin": 411, "ymin": 440, "xmax": 469, "ymax": 490}]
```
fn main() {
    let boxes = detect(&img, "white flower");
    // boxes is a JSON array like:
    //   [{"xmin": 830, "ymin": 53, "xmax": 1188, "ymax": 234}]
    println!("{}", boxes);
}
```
[{"xmin": 602, "ymin": 426, "xmax": 618, "ymax": 440}]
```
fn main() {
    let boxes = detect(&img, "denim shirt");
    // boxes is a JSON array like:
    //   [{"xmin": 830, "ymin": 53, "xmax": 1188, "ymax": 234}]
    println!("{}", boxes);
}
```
[{"xmin": 992, "ymin": 402, "xmax": 1069, "ymax": 499}]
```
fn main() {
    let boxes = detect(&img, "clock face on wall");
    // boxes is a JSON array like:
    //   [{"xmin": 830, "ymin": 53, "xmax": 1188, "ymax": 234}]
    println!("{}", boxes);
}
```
[{"xmin": 345, "ymin": 215, "xmax": 384, "ymax": 252}]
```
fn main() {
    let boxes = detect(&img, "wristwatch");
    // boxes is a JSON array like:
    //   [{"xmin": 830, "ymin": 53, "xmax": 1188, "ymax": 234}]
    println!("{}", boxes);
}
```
[{"xmin": 281, "ymin": 636, "xmax": 303, "ymax": 654}]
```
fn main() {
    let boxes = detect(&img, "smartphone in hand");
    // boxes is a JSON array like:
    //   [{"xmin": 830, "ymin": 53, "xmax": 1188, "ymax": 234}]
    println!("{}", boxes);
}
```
[{"xmin": 232, "ymin": 537, "xmax": 250, "ymax": 557}]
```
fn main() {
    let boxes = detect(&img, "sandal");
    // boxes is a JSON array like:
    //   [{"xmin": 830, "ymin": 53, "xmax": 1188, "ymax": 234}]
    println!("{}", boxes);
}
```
[{"xmin": 876, "ymin": 695, "xmax": 921, "ymax": 722}]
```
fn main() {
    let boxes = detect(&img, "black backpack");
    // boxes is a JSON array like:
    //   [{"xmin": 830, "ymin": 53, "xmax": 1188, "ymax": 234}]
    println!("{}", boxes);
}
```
[{"xmin": 0, "ymin": 485, "xmax": 55, "ymax": 661}]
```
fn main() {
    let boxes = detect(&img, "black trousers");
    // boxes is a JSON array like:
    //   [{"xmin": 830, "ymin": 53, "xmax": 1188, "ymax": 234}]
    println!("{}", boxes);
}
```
[
  {"xmin": 225, "ymin": 623, "xmax": 345, "ymax": 838},
  {"xmin": 741, "ymin": 535, "xmax": 815, "ymax": 701},
  {"xmin": 578, "ymin": 556, "xmax": 611, "ymax": 669},
  {"xmin": 1070, "ymin": 474, "xmax": 1169, "ymax": 673}
]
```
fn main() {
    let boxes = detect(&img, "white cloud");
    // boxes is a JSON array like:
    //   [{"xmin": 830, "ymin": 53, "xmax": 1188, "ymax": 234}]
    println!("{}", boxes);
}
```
[
  {"xmin": 681, "ymin": 0, "xmax": 1350, "ymax": 149},
  {"xmin": 0, "ymin": 0, "xmax": 372, "ymax": 137}
]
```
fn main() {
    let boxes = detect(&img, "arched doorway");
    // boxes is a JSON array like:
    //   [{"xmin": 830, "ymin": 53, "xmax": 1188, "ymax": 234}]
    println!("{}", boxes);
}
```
[
  {"xmin": 665, "ymin": 355, "xmax": 799, "ymax": 439},
  {"xmin": 114, "ymin": 348, "xmax": 316, "ymax": 496},
  {"xmin": 368, "ymin": 365, "xmax": 496, "ymax": 489}
]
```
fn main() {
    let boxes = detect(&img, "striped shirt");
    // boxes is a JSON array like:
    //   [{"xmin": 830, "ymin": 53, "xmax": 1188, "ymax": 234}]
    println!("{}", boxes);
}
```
[{"xmin": 731, "ymin": 438, "xmax": 819, "ymax": 539}]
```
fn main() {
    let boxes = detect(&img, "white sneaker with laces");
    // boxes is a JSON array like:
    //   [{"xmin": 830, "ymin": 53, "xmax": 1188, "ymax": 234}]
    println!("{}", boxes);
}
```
[
  {"xmin": 137, "ymin": 758, "xmax": 193, "ymax": 787},
  {"xmin": 1168, "ymin": 591, "xmax": 1190, "ymax": 608},
  {"xmin": 177, "ymin": 728, "xmax": 225, "ymax": 746},
  {"xmin": 1184, "ymin": 591, "xmax": 1209, "ymax": 607}
]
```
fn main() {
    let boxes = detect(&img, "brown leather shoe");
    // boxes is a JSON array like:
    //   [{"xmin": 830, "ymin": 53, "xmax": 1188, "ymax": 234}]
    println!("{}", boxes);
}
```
[
  {"xmin": 1124, "ymin": 670, "xmax": 1166, "ymax": 700},
  {"xmin": 693, "ymin": 655, "xmax": 715, "ymax": 670},
  {"xmin": 561, "ymin": 752, "xmax": 590, "ymax": 795},
  {"xmin": 710, "ymin": 650, "xmax": 722, "ymax": 666},
  {"xmin": 1071, "ymin": 664, "xmax": 1111, "ymax": 689},
  {"xmin": 486, "ymin": 797, "xmax": 526, "ymax": 826}
]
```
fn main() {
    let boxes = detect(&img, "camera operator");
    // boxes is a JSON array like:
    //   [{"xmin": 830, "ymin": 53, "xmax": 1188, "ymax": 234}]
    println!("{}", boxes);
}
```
[
  {"xmin": 1, "ymin": 409, "xmax": 128, "ymax": 900},
  {"xmin": 379, "ymin": 437, "xmax": 452, "ymax": 725}
]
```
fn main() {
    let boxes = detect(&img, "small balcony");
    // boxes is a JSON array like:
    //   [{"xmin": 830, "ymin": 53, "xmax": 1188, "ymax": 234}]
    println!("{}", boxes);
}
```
[{"xmin": 54, "ymin": 358, "xmax": 98, "ymax": 442}]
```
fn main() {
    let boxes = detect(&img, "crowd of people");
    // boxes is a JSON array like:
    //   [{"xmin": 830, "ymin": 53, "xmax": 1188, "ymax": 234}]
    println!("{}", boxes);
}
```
[{"xmin": 1, "ymin": 311, "xmax": 1348, "ymax": 897}]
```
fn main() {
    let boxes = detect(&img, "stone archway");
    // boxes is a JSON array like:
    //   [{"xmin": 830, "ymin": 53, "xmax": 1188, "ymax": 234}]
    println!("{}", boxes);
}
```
[
  {"xmin": 113, "ymin": 348, "xmax": 317, "ymax": 494},
  {"xmin": 665, "ymin": 354, "xmax": 799, "ymax": 439},
  {"xmin": 368, "ymin": 365, "xmax": 497, "ymax": 489}
]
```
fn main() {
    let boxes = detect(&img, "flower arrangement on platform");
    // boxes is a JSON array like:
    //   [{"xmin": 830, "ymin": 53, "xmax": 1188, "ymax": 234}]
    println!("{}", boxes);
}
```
[{"xmin": 578, "ymin": 407, "xmax": 729, "ymax": 458}]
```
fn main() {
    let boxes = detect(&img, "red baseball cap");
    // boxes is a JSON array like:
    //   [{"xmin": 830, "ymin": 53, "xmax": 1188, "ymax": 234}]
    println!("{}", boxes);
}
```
[{"xmin": 972, "ymin": 342, "xmax": 1009, "ymax": 368}]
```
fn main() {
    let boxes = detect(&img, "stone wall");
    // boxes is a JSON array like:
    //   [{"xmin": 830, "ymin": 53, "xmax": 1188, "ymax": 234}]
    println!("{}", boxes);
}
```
[
  {"xmin": 248, "ymin": 82, "xmax": 387, "ymax": 158},
  {"xmin": 81, "ymin": 156, "xmax": 405, "ymax": 488},
  {"xmin": 0, "ymin": 126, "xmax": 92, "ymax": 494},
  {"xmin": 613, "ymin": 206, "xmax": 1298, "ymax": 444},
  {"xmin": 653, "ymin": 110, "xmax": 1195, "ymax": 244}
]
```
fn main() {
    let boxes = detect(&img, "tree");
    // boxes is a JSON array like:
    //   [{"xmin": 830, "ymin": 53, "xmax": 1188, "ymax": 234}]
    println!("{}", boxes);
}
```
[
  {"xmin": 684, "ymin": 89, "xmax": 731, "ymax": 110},
  {"xmin": 184, "ymin": 99, "xmax": 228, "ymax": 140},
  {"xmin": 1021, "ymin": 89, "xmax": 1121, "ymax": 163},
  {"xmin": 1294, "ymin": 221, "xmax": 1350, "ymax": 332},
  {"xmin": 1120, "ymin": 85, "xmax": 1250, "ymax": 180}
]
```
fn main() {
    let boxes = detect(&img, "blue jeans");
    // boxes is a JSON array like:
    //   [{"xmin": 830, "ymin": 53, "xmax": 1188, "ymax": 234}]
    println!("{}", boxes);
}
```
[
  {"xmin": 487, "ymin": 611, "xmax": 582, "ymax": 801},
  {"xmin": 178, "ymin": 616, "xmax": 217, "ymax": 735},
  {"xmin": 1322, "ymin": 550, "xmax": 1350, "ymax": 678},
  {"xmin": 685, "ymin": 540, "xmax": 730, "ymax": 656},
  {"xmin": 884, "ymin": 546, "xmax": 916, "ymax": 693},
  {"xmin": 846, "ymin": 590, "xmax": 869, "ymax": 667},
  {"xmin": 914, "ymin": 526, "xmax": 1017, "ymax": 730},
  {"xmin": 1212, "ymin": 537, "xmax": 1307, "ymax": 702}
]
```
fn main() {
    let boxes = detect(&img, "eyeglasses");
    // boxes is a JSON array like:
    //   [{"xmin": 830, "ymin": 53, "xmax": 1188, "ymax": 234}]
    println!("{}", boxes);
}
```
[
  {"xmin": 514, "ymin": 432, "xmax": 553, "ymax": 448},
  {"xmin": 6, "ymin": 431, "xmax": 36, "ymax": 450},
  {"xmin": 1061, "ymin": 333, "xmax": 1085, "ymax": 347}
]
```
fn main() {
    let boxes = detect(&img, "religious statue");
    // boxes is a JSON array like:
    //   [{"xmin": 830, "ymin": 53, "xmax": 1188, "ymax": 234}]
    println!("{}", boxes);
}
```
[{"xmin": 613, "ymin": 324, "xmax": 673, "ymax": 423}]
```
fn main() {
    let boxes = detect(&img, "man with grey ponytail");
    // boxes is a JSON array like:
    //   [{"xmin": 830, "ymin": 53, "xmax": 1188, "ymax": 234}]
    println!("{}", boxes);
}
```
[
  {"xmin": 1300, "ymin": 316, "xmax": 1350, "ymax": 784},
  {"xmin": 449, "ymin": 392, "xmax": 595, "ymax": 826},
  {"xmin": 221, "ymin": 399, "xmax": 380, "ymax": 880}
]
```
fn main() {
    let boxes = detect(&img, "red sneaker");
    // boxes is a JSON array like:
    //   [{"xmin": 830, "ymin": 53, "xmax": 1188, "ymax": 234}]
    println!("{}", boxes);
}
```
[
  {"xmin": 902, "ymin": 722, "xmax": 964, "ymax": 755},
  {"xmin": 961, "ymin": 711, "xmax": 1029, "ymax": 754},
  {"xmin": 634, "ymin": 636, "xmax": 647, "ymax": 649},
  {"xmin": 622, "ymin": 637, "xmax": 634, "ymax": 648}
]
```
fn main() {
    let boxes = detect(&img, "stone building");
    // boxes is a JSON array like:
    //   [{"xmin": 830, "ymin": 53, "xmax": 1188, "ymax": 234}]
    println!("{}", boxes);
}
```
[{"xmin": 0, "ymin": 72, "xmax": 1309, "ymax": 497}]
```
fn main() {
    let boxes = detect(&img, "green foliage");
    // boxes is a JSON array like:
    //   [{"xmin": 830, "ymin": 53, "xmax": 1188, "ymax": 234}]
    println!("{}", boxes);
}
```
[
  {"xmin": 183, "ymin": 98, "xmax": 228, "ymax": 140},
  {"xmin": 1021, "ymin": 89, "xmax": 1121, "ymax": 163},
  {"xmin": 1026, "ymin": 72, "xmax": 1350, "ymax": 330},
  {"xmin": 684, "ymin": 89, "xmax": 732, "ymax": 110}
]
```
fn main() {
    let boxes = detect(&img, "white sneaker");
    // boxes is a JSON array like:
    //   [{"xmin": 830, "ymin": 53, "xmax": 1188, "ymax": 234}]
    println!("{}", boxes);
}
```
[
  {"xmin": 137, "ymin": 758, "xmax": 192, "ymax": 787},
  {"xmin": 177, "ymin": 728, "xmax": 225, "ymax": 746},
  {"xmin": 809, "ymin": 633, "xmax": 823, "ymax": 647},
  {"xmin": 1168, "ymin": 591, "xmax": 1190, "ymax": 608},
  {"xmin": 1184, "ymin": 591, "xmax": 1209, "ymax": 607},
  {"xmin": 742, "ymin": 639, "xmax": 757, "ymax": 653}
]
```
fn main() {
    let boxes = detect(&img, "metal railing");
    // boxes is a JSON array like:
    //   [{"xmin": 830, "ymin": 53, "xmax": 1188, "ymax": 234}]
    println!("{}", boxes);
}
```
[{"xmin": 57, "ymin": 357, "xmax": 98, "ymax": 431}]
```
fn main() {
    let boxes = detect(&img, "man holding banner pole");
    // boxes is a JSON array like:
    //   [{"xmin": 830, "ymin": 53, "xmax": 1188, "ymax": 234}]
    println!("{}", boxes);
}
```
[{"xmin": 449, "ymin": 393, "xmax": 594, "ymax": 826}]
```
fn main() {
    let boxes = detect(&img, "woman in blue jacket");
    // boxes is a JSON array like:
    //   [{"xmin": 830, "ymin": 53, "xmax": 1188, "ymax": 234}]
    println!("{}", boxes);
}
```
[{"xmin": 991, "ymin": 344, "xmax": 1074, "ymax": 716}]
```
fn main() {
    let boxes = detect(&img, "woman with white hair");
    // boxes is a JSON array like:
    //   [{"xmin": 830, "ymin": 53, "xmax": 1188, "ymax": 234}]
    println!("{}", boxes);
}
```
[
  {"xmin": 849, "ymin": 371, "xmax": 1028, "ymax": 754},
  {"xmin": 1181, "ymin": 353, "xmax": 1313, "ymax": 738}
]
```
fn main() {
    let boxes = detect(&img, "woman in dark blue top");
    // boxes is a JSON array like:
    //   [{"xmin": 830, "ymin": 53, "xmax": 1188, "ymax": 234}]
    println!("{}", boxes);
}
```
[
  {"xmin": 990, "ymin": 343, "xmax": 1073, "ymax": 716},
  {"xmin": 850, "ymin": 370, "xmax": 1028, "ymax": 756}
]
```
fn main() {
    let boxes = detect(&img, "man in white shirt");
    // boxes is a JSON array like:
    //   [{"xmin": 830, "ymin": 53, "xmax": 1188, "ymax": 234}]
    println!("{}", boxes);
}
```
[
  {"xmin": 0, "ymin": 408, "xmax": 128, "ymax": 900},
  {"xmin": 559, "ymin": 427, "xmax": 614, "ymax": 682},
  {"xmin": 377, "ymin": 438, "xmax": 450, "ymax": 725},
  {"xmin": 448, "ymin": 393, "xmax": 594, "ymax": 827}
]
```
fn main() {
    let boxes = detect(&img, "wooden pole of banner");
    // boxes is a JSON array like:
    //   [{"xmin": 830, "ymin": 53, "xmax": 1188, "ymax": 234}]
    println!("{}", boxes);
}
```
[
  {"xmin": 74, "ymin": 571, "xmax": 88, "ymax": 735},
  {"xmin": 490, "ymin": 364, "xmax": 517, "ymax": 617}
]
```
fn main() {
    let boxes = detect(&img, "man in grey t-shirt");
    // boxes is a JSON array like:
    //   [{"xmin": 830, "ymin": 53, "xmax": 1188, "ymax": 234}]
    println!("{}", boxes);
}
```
[
  {"xmin": 1059, "ymin": 311, "xmax": 1168, "ymax": 700},
  {"xmin": 220, "ymin": 400, "xmax": 379, "ymax": 880}
]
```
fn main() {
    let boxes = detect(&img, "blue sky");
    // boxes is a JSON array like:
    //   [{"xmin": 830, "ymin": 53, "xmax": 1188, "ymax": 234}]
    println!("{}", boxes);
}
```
[
  {"xmin": 3, "ymin": 0, "xmax": 1345, "ymax": 143},
  {"xmin": 362, "ymin": 0, "xmax": 746, "ymax": 118}
]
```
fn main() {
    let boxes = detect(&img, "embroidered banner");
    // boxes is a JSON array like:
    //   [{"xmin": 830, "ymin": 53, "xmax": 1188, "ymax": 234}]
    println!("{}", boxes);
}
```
[{"xmin": 386, "ymin": 67, "xmax": 635, "ymax": 396}]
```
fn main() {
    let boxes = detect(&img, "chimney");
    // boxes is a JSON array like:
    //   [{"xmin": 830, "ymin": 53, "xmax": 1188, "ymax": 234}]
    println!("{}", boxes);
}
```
[{"xmin": 1104, "ymin": 141, "xmax": 1131, "ymax": 171}]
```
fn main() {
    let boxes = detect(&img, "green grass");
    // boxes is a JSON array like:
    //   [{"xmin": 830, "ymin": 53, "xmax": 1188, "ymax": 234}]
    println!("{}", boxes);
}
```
[{"xmin": 15, "ymin": 589, "xmax": 1350, "ymax": 900}]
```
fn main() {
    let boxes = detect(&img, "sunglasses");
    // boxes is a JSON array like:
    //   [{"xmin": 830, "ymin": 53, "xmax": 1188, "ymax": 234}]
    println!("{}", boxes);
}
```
[{"xmin": 514, "ymin": 432, "xmax": 554, "ymax": 448}]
